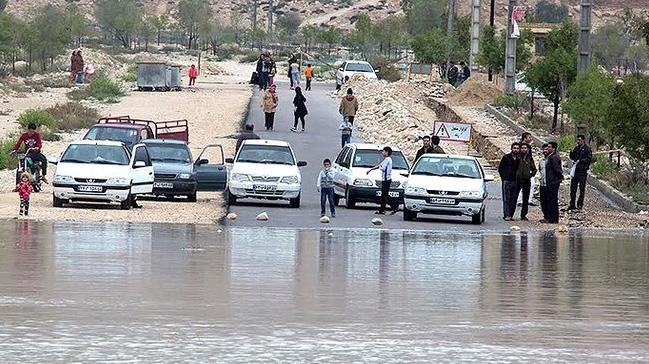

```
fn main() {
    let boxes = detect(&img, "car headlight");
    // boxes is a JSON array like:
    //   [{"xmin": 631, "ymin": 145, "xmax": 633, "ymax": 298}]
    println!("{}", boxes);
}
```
[
  {"xmin": 280, "ymin": 176, "xmax": 299, "ymax": 184},
  {"xmin": 353, "ymin": 178, "xmax": 374, "ymax": 187},
  {"xmin": 53, "ymin": 175, "xmax": 74, "ymax": 183},
  {"xmin": 405, "ymin": 186, "xmax": 426, "ymax": 195},
  {"xmin": 231, "ymin": 173, "xmax": 251, "ymax": 182},
  {"xmin": 107, "ymin": 177, "xmax": 130, "ymax": 186},
  {"xmin": 178, "ymin": 173, "xmax": 193, "ymax": 180},
  {"xmin": 459, "ymin": 190, "xmax": 482, "ymax": 198}
]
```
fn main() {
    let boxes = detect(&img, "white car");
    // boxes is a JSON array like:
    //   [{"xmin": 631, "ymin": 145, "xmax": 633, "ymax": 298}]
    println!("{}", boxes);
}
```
[
  {"xmin": 52, "ymin": 140, "xmax": 154, "ymax": 209},
  {"xmin": 336, "ymin": 61, "xmax": 378, "ymax": 88},
  {"xmin": 331, "ymin": 143, "xmax": 410, "ymax": 209},
  {"xmin": 403, "ymin": 154, "xmax": 494, "ymax": 224},
  {"xmin": 226, "ymin": 139, "xmax": 307, "ymax": 208}
]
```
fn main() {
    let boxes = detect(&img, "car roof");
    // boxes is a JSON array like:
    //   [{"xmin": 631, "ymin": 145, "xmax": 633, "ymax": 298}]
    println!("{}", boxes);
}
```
[
  {"xmin": 347, "ymin": 143, "xmax": 402, "ymax": 152},
  {"xmin": 344, "ymin": 60, "xmax": 371, "ymax": 64},
  {"xmin": 91, "ymin": 123, "xmax": 148, "ymax": 130},
  {"xmin": 68, "ymin": 140, "xmax": 126, "ymax": 147},
  {"xmin": 242, "ymin": 139, "xmax": 290, "ymax": 147},
  {"xmin": 418, "ymin": 154, "xmax": 478, "ymax": 161},
  {"xmin": 142, "ymin": 139, "xmax": 188, "ymax": 146}
]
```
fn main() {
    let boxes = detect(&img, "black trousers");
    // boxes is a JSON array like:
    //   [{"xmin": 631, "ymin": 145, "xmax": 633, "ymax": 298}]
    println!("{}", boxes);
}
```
[
  {"xmin": 264, "ymin": 112, "xmax": 275, "ymax": 130},
  {"xmin": 293, "ymin": 114, "xmax": 305, "ymax": 129},
  {"xmin": 306, "ymin": 78, "xmax": 312, "ymax": 90},
  {"xmin": 569, "ymin": 173, "xmax": 587, "ymax": 209},
  {"xmin": 379, "ymin": 180, "xmax": 392, "ymax": 213},
  {"xmin": 540, "ymin": 183, "xmax": 560, "ymax": 223},
  {"xmin": 515, "ymin": 179, "xmax": 531, "ymax": 219},
  {"xmin": 345, "ymin": 115, "xmax": 355, "ymax": 125}
]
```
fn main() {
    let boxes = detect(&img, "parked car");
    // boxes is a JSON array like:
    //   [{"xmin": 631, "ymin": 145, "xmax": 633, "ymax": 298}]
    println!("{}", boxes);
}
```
[
  {"xmin": 83, "ymin": 116, "xmax": 189, "ymax": 149},
  {"xmin": 331, "ymin": 143, "xmax": 410, "ymax": 209},
  {"xmin": 52, "ymin": 140, "xmax": 154, "ymax": 209},
  {"xmin": 226, "ymin": 139, "xmax": 307, "ymax": 207},
  {"xmin": 402, "ymin": 154, "xmax": 494, "ymax": 224},
  {"xmin": 336, "ymin": 61, "xmax": 378, "ymax": 88},
  {"xmin": 142, "ymin": 139, "xmax": 227, "ymax": 201}
]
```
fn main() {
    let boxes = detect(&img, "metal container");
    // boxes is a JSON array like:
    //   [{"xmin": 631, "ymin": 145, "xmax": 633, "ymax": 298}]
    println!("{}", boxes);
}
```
[
  {"xmin": 137, "ymin": 62, "xmax": 168, "ymax": 90},
  {"xmin": 168, "ymin": 65, "xmax": 181, "ymax": 90}
]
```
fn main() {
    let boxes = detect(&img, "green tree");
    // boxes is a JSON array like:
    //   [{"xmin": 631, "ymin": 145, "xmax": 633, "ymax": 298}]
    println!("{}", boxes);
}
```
[
  {"xmin": 532, "ymin": 0, "xmax": 569, "ymax": 23},
  {"xmin": 449, "ymin": 15, "xmax": 471, "ymax": 63},
  {"xmin": 609, "ymin": 77, "xmax": 649, "ymax": 161},
  {"xmin": 376, "ymin": 15, "xmax": 409, "ymax": 59},
  {"xmin": 150, "ymin": 15, "xmax": 169, "ymax": 45},
  {"xmin": 319, "ymin": 27, "xmax": 342, "ymax": 55},
  {"xmin": 350, "ymin": 14, "xmax": 376, "ymax": 59},
  {"xmin": 412, "ymin": 28, "xmax": 448, "ymax": 65},
  {"xmin": 477, "ymin": 26, "xmax": 503, "ymax": 75},
  {"xmin": 178, "ymin": 0, "xmax": 212, "ymax": 49},
  {"xmin": 276, "ymin": 12, "xmax": 302, "ymax": 41},
  {"xmin": 301, "ymin": 25, "xmax": 318, "ymax": 52},
  {"xmin": 592, "ymin": 23, "xmax": 629, "ymax": 70},
  {"xmin": 138, "ymin": 16, "xmax": 156, "ymax": 51},
  {"xmin": 65, "ymin": 3, "xmax": 90, "ymax": 47},
  {"xmin": 0, "ymin": 0, "xmax": 6, "ymax": 13},
  {"xmin": 32, "ymin": 5, "xmax": 72, "ymax": 71},
  {"xmin": 97, "ymin": 0, "xmax": 139, "ymax": 48},
  {"xmin": 402, "ymin": 0, "xmax": 446, "ymax": 35}
]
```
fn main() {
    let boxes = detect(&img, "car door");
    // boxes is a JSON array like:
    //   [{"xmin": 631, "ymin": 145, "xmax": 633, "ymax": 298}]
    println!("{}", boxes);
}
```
[
  {"xmin": 130, "ymin": 144, "xmax": 154, "ymax": 194},
  {"xmin": 332, "ymin": 146, "xmax": 348, "ymax": 195},
  {"xmin": 194, "ymin": 144, "xmax": 227, "ymax": 191}
]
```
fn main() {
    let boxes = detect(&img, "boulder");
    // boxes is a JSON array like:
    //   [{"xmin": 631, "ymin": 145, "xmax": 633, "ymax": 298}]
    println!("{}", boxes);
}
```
[
  {"xmin": 226, "ymin": 212, "xmax": 238, "ymax": 220},
  {"xmin": 371, "ymin": 218, "xmax": 383, "ymax": 226},
  {"xmin": 256, "ymin": 212, "xmax": 269, "ymax": 221},
  {"xmin": 320, "ymin": 216, "xmax": 331, "ymax": 224}
]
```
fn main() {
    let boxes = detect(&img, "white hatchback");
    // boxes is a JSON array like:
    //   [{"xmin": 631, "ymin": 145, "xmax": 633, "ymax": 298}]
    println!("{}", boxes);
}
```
[
  {"xmin": 403, "ymin": 154, "xmax": 494, "ymax": 224},
  {"xmin": 52, "ymin": 140, "xmax": 154, "ymax": 209},
  {"xmin": 336, "ymin": 61, "xmax": 378, "ymax": 88},
  {"xmin": 226, "ymin": 139, "xmax": 307, "ymax": 208}
]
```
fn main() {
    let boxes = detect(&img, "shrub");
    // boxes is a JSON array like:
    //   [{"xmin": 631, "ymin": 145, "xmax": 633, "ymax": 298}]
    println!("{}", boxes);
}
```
[
  {"xmin": 46, "ymin": 102, "xmax": 99, "ymax": 130},
  {"xmin": 88, "ymin": 75, "xmax": 125, "ymax": 101},
  {"xmin": 17, "ymin": 109, "xmax": 58, "ymax": 130},
  {"xmin": 122, "ymin": 64, "xmax": 137, "ymax": 82},
  {"xmin": 557, "ymin": 134, "xmax": 575, "ymax": 153},
  {"xmin": 0, "ymin": 137, "xmax": 18, "ymax": 170},
  {"xmin": 590, "ymin": 156, "xmax": 616, "ymax": 179},
  {"xmin": 66, "ymin": 87, "xmax": 88, "ymax": 101},
  {"xmin": 240, "ymin": 51, "xmax": 260, "ymax": 63},
  {"xmin": 495, "ymin": 94, "xmax": 530, "ymax": 113}
]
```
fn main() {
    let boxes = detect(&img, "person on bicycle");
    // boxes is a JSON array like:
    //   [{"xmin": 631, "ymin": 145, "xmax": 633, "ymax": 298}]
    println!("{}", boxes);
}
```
[{"xmin": 13, "ymin": 123, "xmax": 48, "ymax": 183}]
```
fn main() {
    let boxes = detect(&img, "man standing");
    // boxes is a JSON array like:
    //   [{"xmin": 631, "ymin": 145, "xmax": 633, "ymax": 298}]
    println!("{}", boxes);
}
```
[
  {"xmin": 498, "ymin": 142, "xmax": 520, "ymax": 221},
  {"xmin": 458, "ymin": 62, "xmax": 471, "ymax": 85},
  {"xmin": 540, "ymin": 142, "xmax": 564, "ymax": 224},
  {"xmin": 415, "ymin": 136, "xmax": 433, "ymax": 161},
  {"xmin": 235, "ymin": 124, "xmax": 260, "ymax": 152},
  {"xmin": 447, "ymin": 61, "xmax": 459, "ymax": 87},
  {"xmin": 339, "ymin": 88, "xmax": 359, "ymax": 125},
  {"xmin": 515, "ymin": 143, "xmax": 537, "ymax": 221},
  {"xmin": 430, "ymin": 135, "xmax": 445, "ymax": 154},
  {"xmin": 367, "ymin": 147, "xmax": 396, "ymax": 215},
  {"xmin": 517, "ymin": 132, "xmax": 537, "ymax": 207},
  {"xmin": 568, "ymin": 135, "xmax": 592, "ymax": 211}
]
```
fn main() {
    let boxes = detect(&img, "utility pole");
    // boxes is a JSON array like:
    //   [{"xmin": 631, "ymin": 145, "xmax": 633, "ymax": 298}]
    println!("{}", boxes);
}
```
[
  {"xmin": 252, "ymin": 0, "xmax": 258, "ymax": 31},
  {"xmin": 488, "ymin": 0, "xmax": 495, "ymax": 81},
  {"xmin": 504, "ymin": 0, "xmax": 517, "ymax": 95},
  {"xmin": 268, "ymin": 0, "xmax": 274, "ymax": 36},
  {"xmin": 470, "ymin": 0, "xmax": 481, "ymax": 71},
  {"xmin": 445, "ymin": 0, "xmax": 456, "ymax": 76},
  {"xmin": 577, "ymin": 0, "xmax": 592, "ymax": 74}
]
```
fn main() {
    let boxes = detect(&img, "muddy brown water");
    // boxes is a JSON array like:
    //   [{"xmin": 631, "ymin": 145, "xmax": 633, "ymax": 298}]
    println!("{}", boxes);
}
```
[{"xmin": 0, "ymin": 221, "xmax": 648, "ymax": 363}]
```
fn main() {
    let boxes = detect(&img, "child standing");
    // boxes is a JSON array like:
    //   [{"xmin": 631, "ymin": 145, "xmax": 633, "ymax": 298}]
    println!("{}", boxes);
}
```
[
  {"xmin": 304, "ymin": 64, "xmax": 313, "ymax": 91},
  {"xmin": 339, "ymin": 118, "xmax": 353, "ymax": 148},
  {"xmin": 188, "ymin": 64, "xmax": 198, "ymax": 86},
  {"xmin": 317, "ymin": 159, "xmax": 336, "ymax": 218},
  {"xmin": 14, "ymin": 172, "xmax": 34, "ymax": 216}
]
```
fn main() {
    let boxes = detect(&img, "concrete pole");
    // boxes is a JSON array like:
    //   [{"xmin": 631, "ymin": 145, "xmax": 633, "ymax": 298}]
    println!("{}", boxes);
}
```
[
  {"xmin": 577, "ymin": 0, "xmax": 592, "ymax": 74},
  {"xmin": 268, "ymin": 0, "xmax": 274, "ymax": 35},
  {"xmin": 488, "ymin": 0, "xmax": 495, "ymax": 81},
  {"xmin": 446, "ymin": 0, "xmax": 456, "ymax": 73},
  {"xmin": 470, "ymin": 0, "xmax": 481, "ymax": 71},
  {"xmin": 504, "ymin": 0, "xmax": 517, "ymax": 95}
]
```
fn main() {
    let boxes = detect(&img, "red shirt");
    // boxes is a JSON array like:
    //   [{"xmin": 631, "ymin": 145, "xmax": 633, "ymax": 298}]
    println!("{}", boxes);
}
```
[
  {"xmin": 16, "ymin": 181, "xmax": 33, "ymax": 200},
  {"xmin": 188, "ymin": 67, "xmax": 198, "ymax": 78},
  {"xmin": 14, "ymin": 132, "xmax": 42, "ymax": 155}
]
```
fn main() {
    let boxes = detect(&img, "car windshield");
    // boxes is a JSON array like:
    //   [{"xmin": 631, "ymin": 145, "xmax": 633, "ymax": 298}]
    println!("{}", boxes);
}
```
[
  {"xmin": 412, "ymin": 157, "xmax": 481, "ymax": 178},
  {"xmin": 146, "ymin": 144, "xmax": 191, "ymax": 164},
  {"xmin": 352, "ymin": 150, "xmax": 409, "ymax": 170},
  {"xmin": 236, "ymin": 144, "xmax": 295, "ymax": 165},
  {"xmin": 346, "ymin": 63, "xmax": 374, "ymax": 72},
  {"xmin": 60, "ymin": 144, "xmax": 130, "ymax": 165},
  {"xmin": 85, "ymin": 126, "xmax": 139, "ymax": 146}
]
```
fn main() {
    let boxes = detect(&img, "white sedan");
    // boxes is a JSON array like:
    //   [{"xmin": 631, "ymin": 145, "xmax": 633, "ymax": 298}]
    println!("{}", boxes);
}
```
[
  {"xmin": 336, "ymin": 61, "xmax": 378, "ymax": 88},
  {"xmin": 52, "ymin": 140, "xmax": 154, "ymax": 209},
  {"xmin": 403, "ymin": 154, "xmax": 494, "ymax": 224}
]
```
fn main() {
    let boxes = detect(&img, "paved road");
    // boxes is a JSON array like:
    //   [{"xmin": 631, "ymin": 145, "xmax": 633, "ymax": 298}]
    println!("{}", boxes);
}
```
[{"xmin": 227, "ymin": 81, "xmax": 509, "ymax": 231}]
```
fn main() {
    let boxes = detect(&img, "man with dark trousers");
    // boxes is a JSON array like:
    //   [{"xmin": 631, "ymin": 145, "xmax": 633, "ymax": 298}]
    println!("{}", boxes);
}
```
[
  {"xmin": 568, "ymin": 135, "xmax": 592, "ymax": 211},
  {"xmin": 539, "ymin": 142, "xmax": 564, "ymax": 224},
  {"xmin": 498, "ymin": 142, "xmax": 520, "ymax": 221}
]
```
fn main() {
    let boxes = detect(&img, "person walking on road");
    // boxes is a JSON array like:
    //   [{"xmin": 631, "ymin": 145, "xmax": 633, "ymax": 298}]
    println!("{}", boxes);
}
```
[
  {"xmin": 235, "ymin": 124, "xmax": 260, "ymax": 152},
  {"xmin": 255, "ymin": 54, "xmax": 266, "ymax": 90},
  {"xmin": 568, "ymin": 134, "xmax": 592, "ymax": 211},
  {"xmin": 498, "ymin": 142, "xmax": 521, "ymax": 221},
  {"xmin": 515, "ymin": 143, "xmax": 537, "ymax": 221},
  {"xmin": 290, "ymin": 60, "xmax": 300, "ymax": 90},
  {"xmin": 262, "ymin": 84, "xmax": 279, "ymax": 131},
  {"xmin": 288, "ymin": 55, "xmax": 297, "ymax": 88},
  {"xmin": 304, "ymin": 64, "xmax": 314, "ymax": 91},
  {"xmin": 339, "ymin": 88, "xmax": 359, "ymax": 125},
  {"xmin": 188, "ymin": 64, "xmax": 198, "ymax": 86},
  {"xmin": 539, "ymin": 142, "xmax": 564, "ymax": 224},
  {"xmin": 291, "ymin": 87, "xmax": 308, "ymax": 132},
  {"xmin": 339, "ymin": 118, "xmax": 353, "ymax": 148},
  {"xmin": 317, "ymin": 159, "xmax": 336, "ymax": 218},
  {"xmin": 367, "ymin": 146, "xmax": 397, "ymax": 215},
  {"xmin": 517, "ymin": 132, "xmax": 537, "ymax": 207}
]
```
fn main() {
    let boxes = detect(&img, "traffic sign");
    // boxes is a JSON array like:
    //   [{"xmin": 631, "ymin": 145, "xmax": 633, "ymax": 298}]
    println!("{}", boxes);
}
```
[{"xmin": 433, "ymin": 121, "xmax": 472, "ymax": 143}]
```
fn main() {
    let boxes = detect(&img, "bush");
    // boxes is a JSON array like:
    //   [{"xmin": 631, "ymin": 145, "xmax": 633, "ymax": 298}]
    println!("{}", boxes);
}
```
[
  {"xmin": 240, "ymin": 51, "xmax": 260, "ymax": 63},
  {"xmin": 17, "ymin": 109, "xmax": 58, "ymax": 130},
  {"xmin": 557, "ymin": 134, "xmax": 575, "ymax": 153},
  {"xmin": 590, "ymin": 156, "xmax": 616, "ymax": 179},
  {"xmin": 0, "ymin": 137, "xmax": 18, "ymax": 170},
  {"xmin": 46, "ymin": 102, "xmax": 99, "ymax": 130},
  {"xmin": 122, "ymin": 64, "xmax": 137, "ymax": 82},
  {"xmin": 495, "ymin": 94, "xmax": 530, "ymax": 113},
  {"xmin": 88, "ymin": 75, "xmax": 125, "ymax": 101}
]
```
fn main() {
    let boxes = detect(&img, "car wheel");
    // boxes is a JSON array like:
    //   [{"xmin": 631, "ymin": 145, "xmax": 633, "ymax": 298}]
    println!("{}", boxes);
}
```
[
  {"xmin": 53, "ymin": 195, "xmax": 64, "ymax": 208},
  {"xmin": 289, "ymin": 193, "xmax": 301, "ymax": 208},
  {"xmin": 120, "ymin": 193, "xmax": 132, "ymax": 210},
  {"xmin": 345, "ymin": 186, "xmax": 356, "ymax": 209},
  {"xmin": 227, "ymin": 190, "xmax": 237, "ymax": 206},
  {"xmin": 187, "ymin": 192, "xmax": 197, "ymax": 202},
  {"xmin": 403, "ymin": 207, "xmax": 417, "ymax": 221},
  {"xmin": 472, "ymin": 208, "xmax": 484, "ymax": 225},
  {"xmin": 333, "ymin": 193, "xmax": 340, "ymax": 206}
]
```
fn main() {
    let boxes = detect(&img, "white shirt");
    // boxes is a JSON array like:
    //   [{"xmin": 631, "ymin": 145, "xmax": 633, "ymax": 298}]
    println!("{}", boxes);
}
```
[
  {"xmin": 379, "ymin": 157, "xmax": 393, "ymax": 181},
  {"xmin": 539, "ymin": 157, "xmax": 548, "ymax": 187}
]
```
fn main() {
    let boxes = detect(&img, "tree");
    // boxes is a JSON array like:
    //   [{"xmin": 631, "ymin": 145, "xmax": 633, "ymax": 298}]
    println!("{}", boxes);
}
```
[
  {"xmin": 448, "ymin": 15, "xmax": 471, "ymax": 63},
  {"xmin": 376, "ymin": 15, "xmax": 409, "ymax": 59},
  {"xmin": 276, "ymin": 12, "xmax": 302, "ymax": 41},
  {"xmin": 32, "ymin": 5, "xmax": 73, "ymax": 70},
  {"xmin": 477, "ymin": 26, "xmax": 503, "ymax": 75},
  {"xmin": 150, "ymin": 15, "xmax": 169, "ymax": 45},
  {"xmin": 402, "ymin": 0, "xmax": 446, "ymax": 35},
  {"xmin": 65, "ymin": 3, "xmax": 90, "ymax": 47},
  {"xmin": 0, "ymin": 0, "xmax": 6, "ymax": 14},
  {"xmin": 609, "ymin": 77, "xmax": 649, "ymax": 161},
  {"xmin": 592, "ymin": 23, "xmax": 630, "ymax": 70},
  {"xmin": 97, "ymin": 0, "xmax": 140, "ymax": 48},
  {"xmin": 178, "ymin": 0, "xmax": 212, "ymax": 50},
  {"xmin": 301, "ymin": 25, "xmax": 318, "ymax": 52},
  {"xmin": 138, "ymin": 17, "xmax": 156, "ymax": 51},
  {"xmin": 350, "ymin": 14, "xmax": 376, "ymax": 59},
  {"xmin": 532, "ymin": 0, "xmax": 569, "ymax": 23},
  {"xmin": 319, "ymin": 27, "xmax": 342, "ymax": 55},
  {"xmin": 412, "ymin": 28, "xmax": 448, "ymax": 66}
]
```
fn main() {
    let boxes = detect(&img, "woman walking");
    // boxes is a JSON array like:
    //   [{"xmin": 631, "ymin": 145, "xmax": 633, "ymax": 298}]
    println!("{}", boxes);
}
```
[
  {"xmin": 262, "ymin": 84, "xmax": 279, "ymax": 131},
  {"xmin": 291, "ymin": 87, "xmax": 308, "ymax": 132}
]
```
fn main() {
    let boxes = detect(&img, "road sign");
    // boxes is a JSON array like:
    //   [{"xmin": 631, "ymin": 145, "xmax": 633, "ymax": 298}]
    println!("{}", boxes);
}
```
[{"xmin": 433, "ymin": 121, "xmax": 472, "ymax": 143}]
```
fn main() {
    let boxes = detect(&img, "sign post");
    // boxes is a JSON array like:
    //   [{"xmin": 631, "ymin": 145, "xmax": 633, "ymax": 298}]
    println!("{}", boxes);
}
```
[{"xmin": 433, "ymin": 121, "xmax": 473, "ymax": 155}]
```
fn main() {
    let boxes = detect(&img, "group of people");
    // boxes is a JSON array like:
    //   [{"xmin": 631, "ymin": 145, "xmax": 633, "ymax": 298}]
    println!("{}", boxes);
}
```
[
  {"xmin": 499, "ymin": 133, "xmax": 592, "ymax": 224},
  {"xmin": 446, "ymin": 61, "xmax": 471, "ymax": 87},
  {"xmin": 69, "ymin": 50, "xmax": 94, "ymax": 85},
  {"xmin": 256, "ymin": 53, "xmax": 278, "ymax": 90}
]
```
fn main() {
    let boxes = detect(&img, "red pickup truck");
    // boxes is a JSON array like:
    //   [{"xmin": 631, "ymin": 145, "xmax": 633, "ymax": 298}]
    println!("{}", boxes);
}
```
[{"xmin": 83, "ymin": 116, "xmax": 189, "ymax": 148}]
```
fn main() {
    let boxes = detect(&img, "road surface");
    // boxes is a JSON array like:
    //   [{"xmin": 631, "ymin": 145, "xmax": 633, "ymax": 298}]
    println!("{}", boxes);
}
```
[{"xmin": 227, "ymin": 81, "xmax": 508, "ymax": 230}]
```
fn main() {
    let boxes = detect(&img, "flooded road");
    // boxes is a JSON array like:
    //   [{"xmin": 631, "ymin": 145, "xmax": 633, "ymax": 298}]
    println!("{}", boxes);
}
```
[{"xmin": 1, "ymin": 221, "xmax": 648, "ymax": 363}]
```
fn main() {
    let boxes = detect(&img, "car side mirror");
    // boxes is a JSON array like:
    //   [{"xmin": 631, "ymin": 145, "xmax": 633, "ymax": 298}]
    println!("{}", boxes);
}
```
[
  {"xmin": 134, "ymin": 160, "xmax": 146, "ymax": 168},
  {"xmin": 297, "ymin": 161, "xmax": 307, "ymax": 167},
  {"xmin": 196, "ymin": 159, "xmax": 208, "ymax": 165},
  {"xmin": 338, "ymin": 67, "xmax": 343, "ymax": 71},
  {"xmin": 225, "ymin": 158, "xmax": 234, "ymax": 163},
  {"xmin": 484, "ymin": 174, "xmax": 495, "ymax": 182}
]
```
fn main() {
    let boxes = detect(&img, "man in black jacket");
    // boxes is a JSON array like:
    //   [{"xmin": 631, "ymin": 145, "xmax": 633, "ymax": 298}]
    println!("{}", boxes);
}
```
[
  {"xmin": 415, "ymin": 136, "xmax": 433, "ymax": 162},
  {"xmin": 539, "ymin": 142, "xmax": 564, "ymax": 223},
  {"xmin": 568, "ymin": 135, "xmax": 592, "ymax": 211},
  {"xmin": 498, "ymin": 142, "xmax": 520, "ymax": 221}
]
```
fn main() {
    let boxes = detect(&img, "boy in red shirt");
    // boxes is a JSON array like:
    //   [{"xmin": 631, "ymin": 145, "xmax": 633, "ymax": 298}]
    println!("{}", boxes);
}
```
[
  {"xmin": 188, "ymin": 64, "xmax": 198, "ymax": 86},
  {"xmin": 13, "ymin": 123, "xmax": 48, "ymax": 183},
  {"xmin": 14, "ymin": 172, "xmax": 34, "ymax": 216}
]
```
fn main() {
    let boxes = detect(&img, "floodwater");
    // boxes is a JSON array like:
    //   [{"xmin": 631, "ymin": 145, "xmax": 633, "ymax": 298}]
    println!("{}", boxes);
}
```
[{"xmin": 0, "ymin": 221, "xmax": 648, "ymax": 363}]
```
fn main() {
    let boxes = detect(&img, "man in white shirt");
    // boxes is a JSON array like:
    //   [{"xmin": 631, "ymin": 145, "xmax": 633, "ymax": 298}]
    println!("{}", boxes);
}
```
[{"xmin": 367, "ymin": 146, "xmax": 395, "ymax": 215}]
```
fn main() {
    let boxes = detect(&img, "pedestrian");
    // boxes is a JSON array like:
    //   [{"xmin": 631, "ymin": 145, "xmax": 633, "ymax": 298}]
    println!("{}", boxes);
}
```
[
  {"xmin": 70, "ymin": 50, "xmax": 84, "ymax": 84},
  {"xmin": 539, "ymin": 141, "xmax": 564, "ymax": 224},
  {"xmin": 291, "ymin": 87, "xmax": 308, "ymax": 132},
  {"xmin": 366, "ymin": 146, "xmax": 397, "ymax": 215},
  {"xmin": 430, "ymin": 135, "xmax": 445, "ymax": 154},
  {"xmin": 262, "ymin": 84, "xmax": 279, "ymax": 131},
  {"xmin": 288, "ymin": 55, "xmax": 297, "ymax": 89},
  {"xmin": 14, "ymin": 172, "xmax": 33, "ymax": 216},
  {"xmin": 339, "ymin": 88, "xmax": 359, "ymax": 125},
  {"xmin": 447, "ymin": 61, "xmax": 459, "ymax": 87},
  {"xmin": 260, "ymin": 54, "xmax": 271, "ymax": 90},
  {"xmin": 188, "ymin": 64, "xmax": 198, "ymax": 86},
  {"xmin": 235, "ymin": 124, "xmax": 260, "ymax": 152},
  {"xmin": 290, "ymin": 60, "xmax": 300, "ymax": 89},
  {"xmin": 458, "ymin": 61, "xmax": 471, "ymax": 85},
  {"xmin": 83, "ymin": 63, "xmax": 95, "ymax": 83},
  {"xmin": 415, "ymin": 135, "xmax": 433, "ymax": 161},
  {"xmin": 515, "ymin": 143, "xmax": 537, "ymax": 221},
  {"xmin": 69, "ymin": 51, "xmax": 77, "ymax": 81},
  {"xmin": 317, "ymin": 159, "xmax": 336, "ymax": 218},
  {"xmin": 268, "ymin": 55, "xmax": 277, "ymax": 86},
  {"xmin": 517, "ymin": 132, "xmax": 537, "ymax": 207},
  {"xmin": 498, "ymin": 142, "xmax": 521, "ymax": 221},
  {"xmin": 305, "ymin": 63, "xmax": 314, "ymax": 91},
  {"xmin": 568, "ymin": 134, "xmax": 592, "ymax": 211},
  {"xmin": 339, "ymin": 118, "xmax": 353, "ymax": 148},
  {"xmin": 255, "ymin": 54, "xmax": 266, "ymax": 90}
]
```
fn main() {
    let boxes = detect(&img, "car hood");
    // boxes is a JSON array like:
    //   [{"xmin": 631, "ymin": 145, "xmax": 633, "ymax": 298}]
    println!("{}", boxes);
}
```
[
  {"xmin": 230, "ymin": 162, "xmax": 300, "ymax": 177},
  {"xmin": 352, "ymin": 167, "xmax": 409, "ymax": 183},
  {"xmin": 343, "ymin": 71, "xmax": 377, "ymax": 79},
  {"xmin": 152, "ymin": 161, "xmax": 193, "ymax": 174},
  {"xmin": 406, "ymin": 175, "xmax": 485, "ymax": 191},
  {"xmin": 55, "ymin": 162, "xmax": 130, "ymax": 178}
]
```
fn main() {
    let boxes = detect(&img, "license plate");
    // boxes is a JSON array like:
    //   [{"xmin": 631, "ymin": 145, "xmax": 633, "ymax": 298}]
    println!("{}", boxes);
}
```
[
  {"xmin": 253, "ymin": 184, "xmax": 276, "ymax": 191},
  {"xmin": 154, "ymin": 182, "xmax": 174, "ymax": 189},
  {"xmin": 429, "ymin": 197, "xmax": 455, "ymax": 205},
  {"xmin": 376, "ymin": 191, "xmax": 400, "ymax": 198},
  {"xmin": 78, "ymin": 185, "xmax": 102, "ymax": 192}
]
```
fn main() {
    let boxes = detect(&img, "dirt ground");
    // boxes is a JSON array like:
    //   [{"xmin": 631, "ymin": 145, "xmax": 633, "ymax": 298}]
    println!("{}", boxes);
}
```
[{"xmin": 0, "ymin": 59, "xmax": 253, "ymax": 224}]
